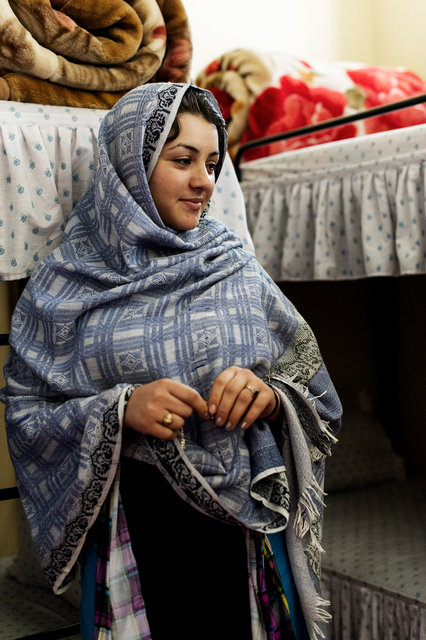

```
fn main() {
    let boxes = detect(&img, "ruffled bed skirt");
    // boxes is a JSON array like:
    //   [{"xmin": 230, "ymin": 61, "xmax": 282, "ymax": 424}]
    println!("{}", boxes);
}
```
[
  {"xmin": 240, "ymin": 123, "xmax": 426, "ymax": 281},
  {"xmin": 321, "ymin": 570, "xmax": 426, "ymax": 640}
]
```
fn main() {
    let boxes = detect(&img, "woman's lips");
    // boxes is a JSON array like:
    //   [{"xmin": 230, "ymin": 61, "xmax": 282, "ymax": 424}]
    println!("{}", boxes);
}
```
[{"xmin": 180, "ymin": 199, "xmax": 203, "ymax": 211}]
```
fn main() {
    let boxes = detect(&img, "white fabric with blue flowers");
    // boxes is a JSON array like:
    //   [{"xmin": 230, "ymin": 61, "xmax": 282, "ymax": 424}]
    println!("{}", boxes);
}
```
[
  {"xmin": 240, "ymin": 124, "xmax": 426, "ymax": 281},
  {"xmin": 0, "ymin": 100, "xmax": 254, "ymax": 281}
]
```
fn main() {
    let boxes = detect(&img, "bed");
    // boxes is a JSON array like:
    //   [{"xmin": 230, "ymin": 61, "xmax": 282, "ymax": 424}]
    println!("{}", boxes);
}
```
[
  {"xmin": 237, "ymin": 106, "xmax": 426, "ymax": 282},
  {"xmin": 0, "ymin": 554, "xmax": 80, "ymax": 640},
  {"xmin": 196, "ymin": 48, "xmax": 426, "ymax": 281},
  {"xmin": 321, "ymin": 410, "xmax": 426, "ymax": 640},
  {"xmin": 234, "ymin": 97, "xmax": 426, "ymax": 640}
]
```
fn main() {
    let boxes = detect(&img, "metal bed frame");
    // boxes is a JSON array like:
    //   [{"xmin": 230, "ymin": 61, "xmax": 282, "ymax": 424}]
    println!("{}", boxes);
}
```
[{"xmin": 234, "ymin": 92, "xmax": 426, "ymax": 179}]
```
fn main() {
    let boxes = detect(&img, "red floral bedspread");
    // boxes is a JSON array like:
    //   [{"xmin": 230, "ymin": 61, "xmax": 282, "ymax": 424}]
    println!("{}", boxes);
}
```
[{"xmin": 195, "ymin": 50, "xmax": 426, "ymax": 161}]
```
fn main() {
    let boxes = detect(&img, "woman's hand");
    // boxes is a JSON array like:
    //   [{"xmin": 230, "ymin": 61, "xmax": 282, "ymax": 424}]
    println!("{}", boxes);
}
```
[
  {"xmin": 123, "ymin": 379, "xmax": 208, "ymax": 441},
  {"xmin": 207, "ymin": 366, "xmax": 278, "ymax": 431}
]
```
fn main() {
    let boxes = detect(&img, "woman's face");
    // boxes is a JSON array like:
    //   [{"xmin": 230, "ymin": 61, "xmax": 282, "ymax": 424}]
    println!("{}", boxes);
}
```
[{"xmin": 149, "ymin": 113, "xmax": 220, "ymax": 231}]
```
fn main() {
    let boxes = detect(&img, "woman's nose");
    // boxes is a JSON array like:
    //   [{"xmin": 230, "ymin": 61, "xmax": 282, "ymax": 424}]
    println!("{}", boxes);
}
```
[{"xmin": 189, "ymin": 163, "xmax": 213, "ymax": 189}]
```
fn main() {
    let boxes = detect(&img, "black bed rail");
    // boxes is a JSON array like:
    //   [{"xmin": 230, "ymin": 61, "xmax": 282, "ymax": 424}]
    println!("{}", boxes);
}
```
[
  {"xmin": 14, "ymin": 625, "xmax": 81, "ymax": 640},
  {"xmin": 234, "ymin": 92, "xmax": 426, "ymax": 179},
  {"xmin": 0, "ymin": 277, "xmax": 27, "ymax": 346},
  {"xmin": 0, "ymin": 486, "xmax": 19, "ymax": 501}
]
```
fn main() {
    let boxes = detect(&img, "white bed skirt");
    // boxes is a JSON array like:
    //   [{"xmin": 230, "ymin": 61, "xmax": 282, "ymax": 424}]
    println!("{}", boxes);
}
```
[
  {"xmin": 322, "ymin": 569, "xmax": 426, "ymax": 640},
  {"xmin": 240, "ymin": 124, "xmax": 426, "ymax": 281}
]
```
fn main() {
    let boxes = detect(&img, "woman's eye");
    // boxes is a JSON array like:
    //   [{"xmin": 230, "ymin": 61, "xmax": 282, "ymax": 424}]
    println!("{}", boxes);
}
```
[
  {"xmin": 206, "ymin": 163, "xmax": 217, "ymax": 174},
  {"xmin": 174, "ymin": 158, "xmax": 191, "ymax": 166}
]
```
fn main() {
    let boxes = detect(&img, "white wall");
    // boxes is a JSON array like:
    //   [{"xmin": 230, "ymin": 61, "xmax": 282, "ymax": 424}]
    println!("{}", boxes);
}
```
[
  {"xmin": 373, "ymin": 0, "xmax": 426, "ymax": 79},
  {"xmin": 184, "ymin": 0, "xmax": 340, "ymax": 77},
  {"xmin": 184, "ymin": 0, "xmax": 426, "ymax": 81},
  {"xmin": 334, "ymin": 0, "xmax": 376, "ymax": 65},
  {"xmin": 336, "ymin": 0, "xmax": 426, "ymax": 79}
]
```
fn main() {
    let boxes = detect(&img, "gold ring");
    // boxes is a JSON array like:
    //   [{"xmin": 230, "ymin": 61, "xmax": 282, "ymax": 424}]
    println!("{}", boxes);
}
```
[
  {"xmin": 161, "ymin": 411, "xmax": 173, "ymax": 427},
  {"xmin": 245, "ymin": 385, "xmax": 259, "ymax": 398}
]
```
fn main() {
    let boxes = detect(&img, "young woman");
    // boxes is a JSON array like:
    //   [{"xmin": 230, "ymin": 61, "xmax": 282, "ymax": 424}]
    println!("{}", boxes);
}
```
[{"xmin": 1, "ymin": 83, "xmax": 342, "ymax": 640}]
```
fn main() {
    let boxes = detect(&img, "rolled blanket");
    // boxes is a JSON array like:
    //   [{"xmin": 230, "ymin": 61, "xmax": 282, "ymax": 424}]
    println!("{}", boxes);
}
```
[
  {"xmin": 196, "ymin": 48, "xmax": 426, "ymax": 161},
  {"xmin": 10, "ymin": 0, "xmax": 144, "ymax": 64},
  {"xmin": 195, "ymin": 49, "xmax": 278, "ymax": 157},
  {"xmin": 153, "ymin": 0, "xmax": 193, "ymax": 83},
  {"xmin": 195, "ymin": 49, "xmax": 362, "ymax": 160},
  {"xmin": 0, "ymin": 0, "xmax": 192, "ymax": 108},
  {"xmin": 0, "ymin": 73, "xmax": 126, "ymax": 109}
]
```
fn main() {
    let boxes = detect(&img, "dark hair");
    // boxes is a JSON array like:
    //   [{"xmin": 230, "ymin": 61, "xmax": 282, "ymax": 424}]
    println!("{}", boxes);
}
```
[{"xmin": 167, "ymin": 86, "xmax": 228, "ymax": 178}]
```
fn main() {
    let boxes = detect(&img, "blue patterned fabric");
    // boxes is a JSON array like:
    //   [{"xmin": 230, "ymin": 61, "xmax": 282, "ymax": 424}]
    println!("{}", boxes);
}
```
[{"xmin": 1, "ymin": 83, "xmax": 342, "ymax": 639}]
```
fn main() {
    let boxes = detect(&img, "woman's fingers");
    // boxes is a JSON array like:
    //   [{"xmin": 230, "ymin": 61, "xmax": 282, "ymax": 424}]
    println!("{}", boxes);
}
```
[
  {"xmin": 208, "ymin": 367, "xmax": 276, "ymax": 431},
  {"xmin": 123, "ymin": 379, "xmax": 208, "ymax": 439},
  {"xmin": 156, "ymin": 409, "xmax": 186, "ymax": 432},
  {"xmin": 167, "ymin": 380, "xmax": 209, "ymax": 419},
  {"xmin": 207, "ymin": 367, "xmax": 238, "ymax": 418},
  {"xmin": 123, "ymin": 372, "xmax": 276, "ymax": 440},
  {"xmin": 156, "ymin": 411, "xmax": 186, "ymax": 441}
]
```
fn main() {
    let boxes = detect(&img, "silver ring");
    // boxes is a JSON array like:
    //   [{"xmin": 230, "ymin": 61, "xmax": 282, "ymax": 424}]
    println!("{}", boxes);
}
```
[
  {"xmin": 161, "ymin": 411, "xmax": 173, "ymax": 427},
  {"xmin": 245, "ymin": 385, "xmax": 259, "ymax": 399}
]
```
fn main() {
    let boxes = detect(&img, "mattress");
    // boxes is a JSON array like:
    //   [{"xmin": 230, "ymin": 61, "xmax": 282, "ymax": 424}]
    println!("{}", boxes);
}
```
[
  {"xmin": 321, "ymin": 479, "xmax": 426, "ymax": 640},
  {"xmin": 0, "ymin": 556, "xmax": 79, "ymax": 640},
  {"xmin": 240, "ymin": 123, "xmax": 426, "ymax": 281}
]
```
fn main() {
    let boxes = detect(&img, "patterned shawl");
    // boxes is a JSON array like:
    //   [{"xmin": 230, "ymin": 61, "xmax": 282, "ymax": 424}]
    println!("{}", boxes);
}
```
[{"xmin": 1, "ymin": 83, "xmax": 342, "ymax": 639}]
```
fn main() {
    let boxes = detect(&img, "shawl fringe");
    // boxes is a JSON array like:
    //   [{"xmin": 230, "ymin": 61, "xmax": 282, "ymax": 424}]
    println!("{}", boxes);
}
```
[
  {"xmin": 289, "ymin": 376, "xmax": 339, "ymax": 445},
  {"xmin": 311, "ymin": 596, "xmax": 333, "ymax": 640}
]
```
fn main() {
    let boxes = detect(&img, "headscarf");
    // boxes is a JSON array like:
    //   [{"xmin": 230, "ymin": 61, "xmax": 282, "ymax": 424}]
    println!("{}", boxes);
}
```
[{"xmin": 2, "ymin": 83, "xmax": 342, "ymax": 639}]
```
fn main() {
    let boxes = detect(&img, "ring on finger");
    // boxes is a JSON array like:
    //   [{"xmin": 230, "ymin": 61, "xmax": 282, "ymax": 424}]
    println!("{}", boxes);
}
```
[
  {"xmin": 245, "ymin": 385, "xmax": 259, "ymax": 399},
  {"xmin": 161, "ymin": 411, "xmax": 174, "ymax": 427}
]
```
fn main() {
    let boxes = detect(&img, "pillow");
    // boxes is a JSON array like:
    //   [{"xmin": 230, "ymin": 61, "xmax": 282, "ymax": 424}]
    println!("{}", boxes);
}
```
[{"xmin": 325, "ymin": 410, "xmax": 406, "ymax": 493}]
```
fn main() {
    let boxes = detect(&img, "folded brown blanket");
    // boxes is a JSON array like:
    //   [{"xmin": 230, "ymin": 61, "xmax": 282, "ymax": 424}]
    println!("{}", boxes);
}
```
[
  {"xmin": 154, "ymin": 0, "xmax": 192, "ymax": 83},
  {"xmin": 0, "ymin": 73, "xmax": 127, "ymax": 108},
  {"xmin": 0, "ymin": 0, "xmax": 192, "ymax": 108}
]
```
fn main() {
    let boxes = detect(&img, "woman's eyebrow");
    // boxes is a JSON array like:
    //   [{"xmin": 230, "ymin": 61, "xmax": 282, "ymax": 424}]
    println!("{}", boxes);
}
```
[{"xmin": 167, "ymin": 143, "xmax": 220, "ymax": 157}]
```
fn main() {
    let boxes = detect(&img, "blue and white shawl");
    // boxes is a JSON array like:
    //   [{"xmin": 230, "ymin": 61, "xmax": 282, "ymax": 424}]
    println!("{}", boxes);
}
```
[{"xmin": 1, "ymin": 83, "xmax": 342, "ymax": 639}]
